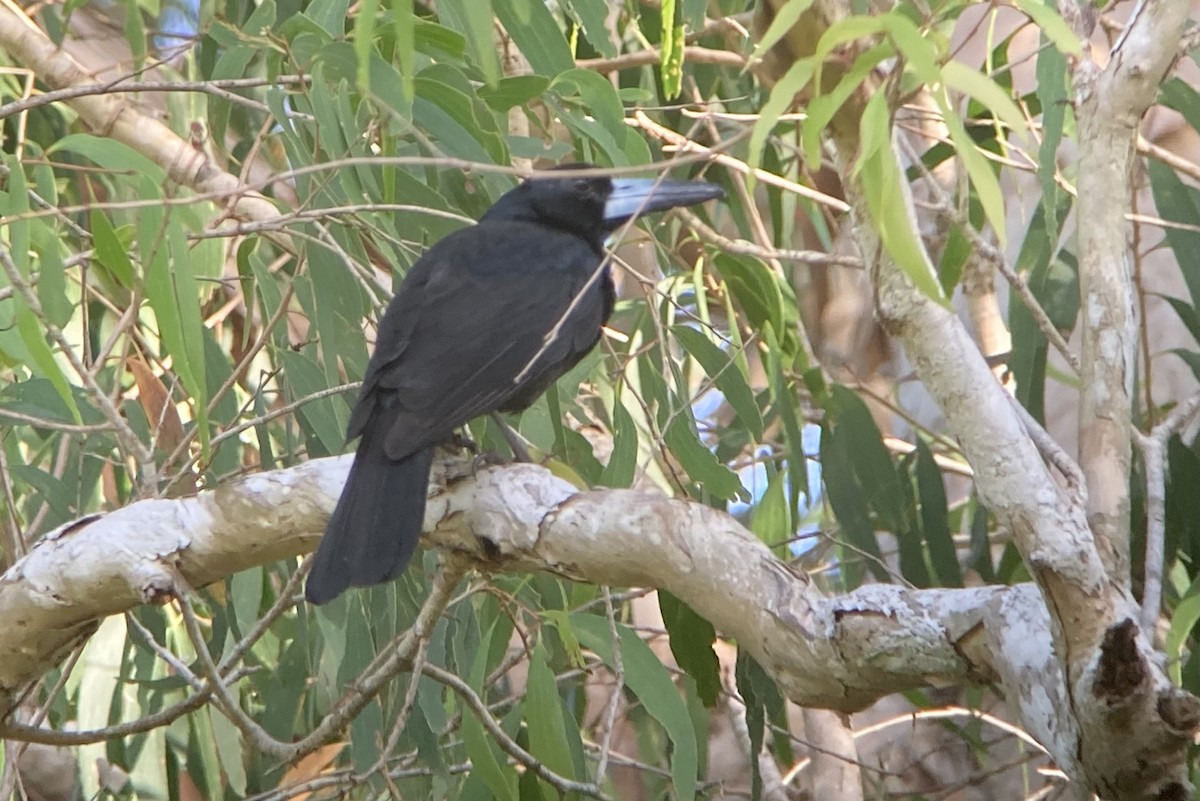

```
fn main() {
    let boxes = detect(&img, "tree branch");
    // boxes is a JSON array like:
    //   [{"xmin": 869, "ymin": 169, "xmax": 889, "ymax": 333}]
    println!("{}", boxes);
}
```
[
  {"xmin": 4, "ymin": 454, "xmax": 1194, "ymax": 797},
  {"xmin": 0, "ymin": 0, "xmax": 281, "ymax": 227},
  {"xmin": 1073, "ymin": 0, "xmax": 1190, "ymax": 582}
]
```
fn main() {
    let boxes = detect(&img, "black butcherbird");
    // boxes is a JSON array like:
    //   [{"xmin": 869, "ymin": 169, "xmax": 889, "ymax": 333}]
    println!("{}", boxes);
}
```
[{"xmin": 305, "ymin": 166, "xmax": 724, "ymax": 604}]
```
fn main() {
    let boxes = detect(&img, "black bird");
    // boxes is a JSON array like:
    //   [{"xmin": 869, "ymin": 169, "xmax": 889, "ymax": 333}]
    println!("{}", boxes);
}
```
[{"xmin": 305, "ymin": 166, "xmax": 724, "ymax": 604}]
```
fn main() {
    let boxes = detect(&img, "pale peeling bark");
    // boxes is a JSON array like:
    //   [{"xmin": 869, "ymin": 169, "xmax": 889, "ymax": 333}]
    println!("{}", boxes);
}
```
[
  {"xmin": 822, "ymin": 127, "xmax": 1197, "ymax": 799},
  {"xmin": 1072, "ymin": 0, "xmax": 1190, "ymax": 580},
  {"xmin": 0, "ymin": 0, "xmax": 280, "ymax": 226},
  {"xmin": 2, "ymin": 455, "xmax": 1194, "ymax": 798},
  {"xmin": 749, "ymin": 0, "xmax": 1200, "ymax": 793}
]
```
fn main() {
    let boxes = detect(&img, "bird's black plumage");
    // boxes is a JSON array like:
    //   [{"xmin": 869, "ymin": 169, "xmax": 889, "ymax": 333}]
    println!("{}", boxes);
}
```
[{"xmin": 305, "ymin": 166, "xmax": 724, "ymax": 604}]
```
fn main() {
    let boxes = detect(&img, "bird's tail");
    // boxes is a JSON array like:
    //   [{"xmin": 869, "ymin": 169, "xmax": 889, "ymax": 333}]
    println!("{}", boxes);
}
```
[{"xmin": 305, "ymin": 428, "xmax": 434, "ymax": 605}]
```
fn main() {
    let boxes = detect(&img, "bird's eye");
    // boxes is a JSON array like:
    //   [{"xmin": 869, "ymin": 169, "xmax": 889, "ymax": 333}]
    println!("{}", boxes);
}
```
[{"xmin": 573, "ymin": 178, "xmax": 591, "ymax": 193}]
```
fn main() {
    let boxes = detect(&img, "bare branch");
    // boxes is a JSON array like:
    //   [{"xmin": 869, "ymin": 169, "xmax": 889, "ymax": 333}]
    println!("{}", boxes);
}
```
[
  {"xmin": 1074, "ymin": 0, "xmax": 1190, "ymax": 579},
  {"xmin": 578, "ymin": 46, "xmax": 745, "ymax": 72}
]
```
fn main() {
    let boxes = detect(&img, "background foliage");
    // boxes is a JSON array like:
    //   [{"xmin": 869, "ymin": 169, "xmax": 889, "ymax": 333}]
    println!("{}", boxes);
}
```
[{"xmin": 1, "ymin": 0, "xmax": 1198, "ymax": 798}]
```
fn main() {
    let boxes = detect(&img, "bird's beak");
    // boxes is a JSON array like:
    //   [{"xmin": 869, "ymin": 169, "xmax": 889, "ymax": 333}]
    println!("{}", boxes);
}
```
[{"xmin": 603, "ymin": 177, "xmax": 725, "ymax": 224}]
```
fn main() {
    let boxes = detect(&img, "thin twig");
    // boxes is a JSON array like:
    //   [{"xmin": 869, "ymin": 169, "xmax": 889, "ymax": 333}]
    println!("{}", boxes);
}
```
[
  {"xmin": 1135, "ymin": 391, "xmax": 1200, "ymax": 632},
  {"xmin": 0, "ymin": 157, "xmax": 742, "ymax": 232},
  {"xmin": 1009, "ymin": 395, "xmax": 1088, "ymax": 499},
  {"xmin": 169, "ymin": 382, "xmax": 359, "ymax": 483},
  {"xmin": 357, "ymin": 637, "xmax": 429, "ymax": 780},
  {"xmin": 276, "ymin": 561, "xmax": 467, "ymax": 762},
  {"xmin": 674, "ymin": 206, "xmax": 861, "ymax": 267},
  {"xmin": 726, "ymin": 689, "xmax": 790, "ymax": 801},
  {"xmin": 174, "ymin": 584, "xmax": 289, "ymax": 755},
  {"xmin": 593, "ymin": 587, "xmax": 625, "ymax": 785},
  {"xmin": 218, "ymin": 556, "xmax": 312, "ymax": 672},
  {"xmin": 0, "ymin": 76, "xmax": 312, "ymax": 120},
  {"xmin": 0, "ymin": 244, "xmax": 158, "ymax": 491},
  {"xmin": 0, "ymin": 667, "xmax": 255, "ymax": 745},
  {"xmin": 422, "ymin": 663, "xmax": 611, "ymax": 800},
  {"xmin": 578, "ymin": 46, "xmax": 745, "ymax": 72},
  {"xmin": 193, "ymin": 204, "xmax": 474, "ymax": 239},
  {"xmin": 161, "ymin": 278, "xmax": 298, "ymax": 480},
  {"xmin": 633, "ymin": 110, "xmax": 850, "ymax": 212}
]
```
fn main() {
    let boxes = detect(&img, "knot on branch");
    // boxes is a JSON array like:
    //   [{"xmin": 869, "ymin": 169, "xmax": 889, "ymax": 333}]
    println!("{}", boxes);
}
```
[
  {"xmin": 1156, "ymin": 690, "xmax": 1200, "ymax": 738},
  {"xmin": 1094, "ymin": 618, "xmax": 1146, "ymax": 706}
]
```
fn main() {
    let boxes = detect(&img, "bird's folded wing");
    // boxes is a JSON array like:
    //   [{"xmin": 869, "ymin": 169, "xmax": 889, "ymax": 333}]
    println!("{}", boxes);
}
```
[{"xmin": 364, "ymin": 230, "xmax": 604, "ymax": 461}]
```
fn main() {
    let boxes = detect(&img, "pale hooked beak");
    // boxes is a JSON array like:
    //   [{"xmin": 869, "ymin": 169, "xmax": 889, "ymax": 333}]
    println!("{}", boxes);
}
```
[{"xmin": 602, "ymin": 177, "xmax": 725, "ymax": 225}]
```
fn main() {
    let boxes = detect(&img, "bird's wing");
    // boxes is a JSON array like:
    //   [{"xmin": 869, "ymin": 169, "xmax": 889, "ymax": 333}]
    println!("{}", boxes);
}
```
[{"xmin": 353, "ymin": 222, "xmax": 607, "ymax": 461}]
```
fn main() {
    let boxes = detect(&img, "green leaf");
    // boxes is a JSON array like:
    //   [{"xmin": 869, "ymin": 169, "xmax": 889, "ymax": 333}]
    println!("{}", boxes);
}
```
[
  {"xmin": 1165, "ymin": 577, "xmax": 1200, "ymax": 686},
  {"xmin": 49, "ymin": 134, "xmax": 165, "ymax": 181},
  {"xmin": 810, "ymin": 15, "xmax": 888, "ymax": 105},
  {"xmin": 394, "ymin": 0, "xmax": 416, "ymax": 104},
  {"xmin": 664, "ymin": 410, "xmax": 744, "ymax": 501},
  {"xmin": 413, "ymin": 18, "xmax": 467, "ymax": 61},
  {"xmin": 821, "ymin": 414, "xmax": 887, "ymax": 586},
  {"xmin": 1035, "ymin": 44, "xmax": 1068, "ymax": 237},
  {"xmin": 828, "ymin": 386, "xmax": 909, "ymax": 537},
  {"xmin": 1166, "ymin": 435, "xmax": 1200, "ymax": 582},
  {"xmin": 941, "ymin": 60, "xmax": 1027, "ymax": 136},
  {"xmin": 478, "ymin": 75, "xmax": 550, "ymax": 111},
  {"xmin": 712, "ymin": 253, "xmax": 789, "ymax": 337},
  {"xmin": 90, "ymin": 210, "xmax": 135, "ymax": 288},
  {"xmin": 748, "ymin": 56, "xmax": 814, "ymax": 172},
  {"xmin": 658, "ymin": 591, "xmax": 721, "ymax": 707},
  {"xmin": 752, "ymin": 468, "xmax": 791, "ymax": 550},
  {"xmin": 414, "ymin": 75, "xmax": 508, "ymax": 164},
  {"xmin": 279, "ymin": 350, "xmax": 348, "ymax": 454},
  {"xmin": 1008, "ymin": 192, "xmax": 1073, "ymax": 421},
  {"xmin": 308, "ymin": 0, "xmax": 350, "ymax": 36},
  {"xmin": 735, "ymin": 651, "xmax": 783, "ymax": 800},
  {"xmin": 599, "ymin": 395, "xmax": 638, "ymax": 488},
  {"xmin": 915, "ymin": 439, "xmax": 962, "ymax": 586},
  {"xmin": 438, "ymin": 0, "xmax": 502, "ymax": 85},
  {"xmin": 1148, "ymin": 159, "xmax": 1200, "ymax": 309},
  {"xmin": 802, "ymin": 41, "xmax": 890, "ymax": 166},
  {"xmin": 1160, "ymin": 78, "xmax": 1200, "ymax": 138},
  {"xmin": 858, "ymin": 93, "xmax": 949, "ymax": 306},
  {"xmin": 367, "ymin": 52, "xmax": 414, "ymax": 120},
  {"xmin": 751, "ymin": 0, "xmax": 816, "ymax": 61},
  {"xmin": 1013, "ymin": 0, "xmax": 1083, "ymax": 57},
  {"xmin": 544, "ymin": 96, "xmax": 629, "ymax": 166},
  {"xmin": 168, "ymin": 217, "xmax": 209, "ymax": 443},
  {"xmin": 229, "ymin": 567, "xmax": 264, "ymax": 642},
  {"xmin": 211, "ymin": 706, "xmax": 247, "ymax": 796},
  {"xmin": 562, "ymin": 0, "xmax": 617, "ymax": 58},
  {"xmin": 551, "ymin": 68, "xmax": 628, "ymax": 140},
  {"xmin": 765, "ymin": 325, "xmax": 811, "ymax": 517},
  {"xmin": 941, "ymin": 100, "xmax": 1008, "ymax": 244},
  {"xmin": 525, "ymin": 641, "xmax": 580, "ymax": 795},
  {"xmin": 353, "ymin": 0, "xmax": 380, "ymax": 96},
  {"xmin": 882, "ymin": 13, "xmax": 940, "ymax": 85},
  {"xmin": 572, "ymin": 614, "xmax": 698, "ymax": 801},
  {"xmin": 493, "ymin": 0, "xmax": 575, "ymax": 76},
  {"xmin": 672, "ymin": 324, "xmax": 764, "ymax": 440},
  {"xmin": 32, "ymin": 225, "xmax": 70, "ymax": 329},
  {"xmin": 458, "ymin": 618, "xmax": 516, "ymax": 801},
  {"xmin": 0, "ymin": 162, "xmax": 79, "ymax": 422},
  {"xmin": 660, "ymin": 0, "xmax": 685, "ymax": 99}
]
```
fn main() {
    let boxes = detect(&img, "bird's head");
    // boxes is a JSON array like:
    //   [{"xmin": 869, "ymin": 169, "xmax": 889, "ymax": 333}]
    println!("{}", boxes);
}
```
[{"xmin": 481, "ymin": 163, "xmax": 725, "ymax": 247}]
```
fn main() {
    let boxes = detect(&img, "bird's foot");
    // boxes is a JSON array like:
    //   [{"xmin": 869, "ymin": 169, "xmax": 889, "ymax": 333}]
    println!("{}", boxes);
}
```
[
  {"xmin": 471, "ymin": 450, "xmax": 513, "ymax": 475},
  {"xmin": 448, "ymin": 432, "xmax": 478, "ymax": 453}
]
